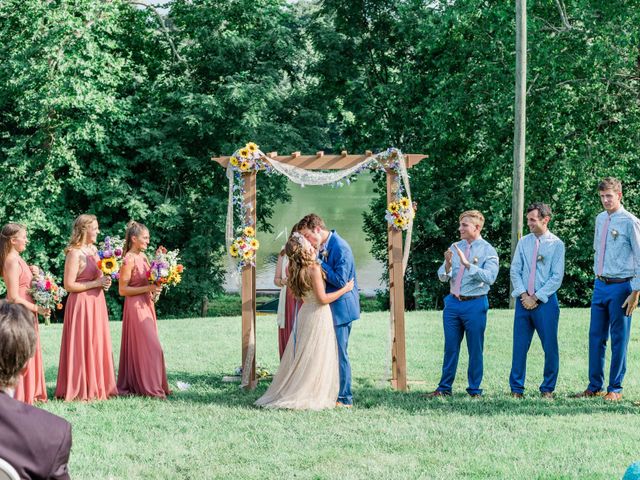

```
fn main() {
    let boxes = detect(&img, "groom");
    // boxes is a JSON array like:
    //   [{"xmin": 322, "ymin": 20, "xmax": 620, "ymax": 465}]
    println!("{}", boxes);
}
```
[{"xmin": 298, "ymin": 213, "xmax": 360, "ymax": 407}]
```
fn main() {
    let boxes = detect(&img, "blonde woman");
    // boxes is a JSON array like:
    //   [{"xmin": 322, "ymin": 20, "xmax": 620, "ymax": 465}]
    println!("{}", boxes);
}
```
[
  {"xmin": 0, "ymin": 223, "xmax": 48, "ymax": 404},
  {"xmin": 55, "ymin": 214, "xmax": 117, "ymax": 401}
]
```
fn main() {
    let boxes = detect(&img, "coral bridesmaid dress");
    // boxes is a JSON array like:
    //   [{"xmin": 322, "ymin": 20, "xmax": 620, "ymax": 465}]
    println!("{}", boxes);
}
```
[
  {"xmin": 55, "ymin": 251, "xmax": 117, "ymax": 401},
  {"xmin": 14, "ymin": 258, "xmax": 47, "ymax": 404},
  {"xmin": 117, "ymin": 254, "xmax": 170, "ymax": 398}
]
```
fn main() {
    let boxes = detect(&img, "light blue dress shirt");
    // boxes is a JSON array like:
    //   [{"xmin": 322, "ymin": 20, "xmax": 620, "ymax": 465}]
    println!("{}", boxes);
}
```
[
  {"xmin": 510, "ymin": 231, "xmax": 565, "ymax": 303},
  {"xmin": 593, "ymin": 206, "xmax": 640, "ymax": 291},
  {"xmin": 438, "ymin": 237, "xmax": 499, "ymax": 296}
]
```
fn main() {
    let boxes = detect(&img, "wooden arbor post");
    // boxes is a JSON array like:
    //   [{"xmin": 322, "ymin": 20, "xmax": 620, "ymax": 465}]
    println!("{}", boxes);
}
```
[{"xmin": 213, "ymin": 151, "xmax": 426, "ymax": 391}]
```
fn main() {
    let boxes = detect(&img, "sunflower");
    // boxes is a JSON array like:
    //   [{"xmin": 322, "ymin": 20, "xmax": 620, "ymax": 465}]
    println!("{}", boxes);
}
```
[
  {"xmin": 249, "ymin": 238, "xmax": 260, "ymax": 249},
  {"xmin": 399, "ymin": 197, "xmax": 410, "ymax": 209},
  {"xmin": 99, "ymin": 257, "xmax": 118, "ymax": 275},
  {"xmin": 243, "ymin": 226, "xmax": 255, "ymax": 237},
  {"xmin": 243, "ymin": 250, "xmax": 253, "ymax": 260},
  {"xmin": 230, "ymin": 156, "xmax": 239, "ymax": 167},
  {"xmin": 240, "ymin": 161, "xmax": 250, "ymax": 172},
  {"xmin": 229, "ymin": 245, "xmax": 239, "ymax": 257},
  {"xmin": 388, "ymin": 202, "xmax": 400, "ymax": 213},
  {"xmin": 394, "ymin": 217, "xmax": 404, "ymax": 228},
  {"xmin": 246, "ymin": 142, "xmax": 259, "ymax": 152},
  {"xmin": 239, "ymin": 148, "xmax": 250, "ymax": 158}
]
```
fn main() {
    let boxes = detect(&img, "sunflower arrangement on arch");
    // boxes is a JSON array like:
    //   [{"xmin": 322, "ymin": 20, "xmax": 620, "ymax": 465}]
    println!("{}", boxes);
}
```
[
  {"xmin": 229, "ymin": 225, "xmax": 260, "ymax": 269},
  {"xmin": 385, "ymin": 196, "xmax": 416, "ymax": 231}
]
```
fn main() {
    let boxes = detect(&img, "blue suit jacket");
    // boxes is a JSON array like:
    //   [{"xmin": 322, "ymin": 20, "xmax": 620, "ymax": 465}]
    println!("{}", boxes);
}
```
[{"xmin": 320, "ymin": 231, "xmax": 360, "ymax": 326}]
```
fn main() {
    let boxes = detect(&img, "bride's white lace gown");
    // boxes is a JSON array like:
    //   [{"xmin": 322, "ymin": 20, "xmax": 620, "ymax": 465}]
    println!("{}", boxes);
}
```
[{"xmin": 255, "ymin": 292, "xmax": 339, "ymax": 410}]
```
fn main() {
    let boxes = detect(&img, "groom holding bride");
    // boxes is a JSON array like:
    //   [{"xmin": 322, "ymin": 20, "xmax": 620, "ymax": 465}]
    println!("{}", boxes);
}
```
[{"xmin": 256, "ymin": 214, "xmax": 360, "ymax": 410}]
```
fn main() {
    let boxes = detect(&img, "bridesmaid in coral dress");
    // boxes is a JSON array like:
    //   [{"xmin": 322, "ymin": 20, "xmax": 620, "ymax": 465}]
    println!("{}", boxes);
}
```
[
  {"xmin": 274, "ymin": 248, "xmax": 302, "ymax": 359},
  {"xmin": 117, "ymin": 221, "xmax": 170, "ymax": 398},
  {"xmin": 55, "ymin": 214, "xmax": 117, "ymax": 401},
  {"xmin": 0, "ymin": 223, "xmax": 48, "ymax": 404}
]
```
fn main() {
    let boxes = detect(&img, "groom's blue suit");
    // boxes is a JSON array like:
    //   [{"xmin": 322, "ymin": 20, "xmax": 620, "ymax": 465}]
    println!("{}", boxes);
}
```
[{"xmin": 320, "ymin": 230, "xmax": 360, "ymax": 405}]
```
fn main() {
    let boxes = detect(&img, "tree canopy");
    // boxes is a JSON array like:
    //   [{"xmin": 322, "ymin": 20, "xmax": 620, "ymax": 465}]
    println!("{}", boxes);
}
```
[{"xmin": 1, "ymin": 0, "xmax": 639, "ymax": 315}]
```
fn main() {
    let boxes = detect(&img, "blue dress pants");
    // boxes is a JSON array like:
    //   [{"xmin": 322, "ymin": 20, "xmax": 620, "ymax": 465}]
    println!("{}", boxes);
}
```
[
  {"xmin": 335, "ymin": 322, "xmax": 353, "ymax": 405},
  {"xmin": 509, "ymin": 293, "xmax": 560, "ymax": 394},
  {"xmin": 588, "ymin": 279, "xmax": 632, "ymax": 393},
  {"xmin": 437, "ymin": 294, "xmax": 489, "ymax": 395}
]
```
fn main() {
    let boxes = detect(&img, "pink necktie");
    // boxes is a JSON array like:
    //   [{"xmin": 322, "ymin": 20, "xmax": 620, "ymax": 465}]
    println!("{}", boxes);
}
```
[
  {"xmin": 527, "ymin": 237, "xmax": 539, "ymax": 295},
  {"xmin": 597, "ymin": 216, "xmax": 611, "ymax": 276},
  {"xmin": 452, "ymin": 243, "xmax": 471, "ymax": 297}
]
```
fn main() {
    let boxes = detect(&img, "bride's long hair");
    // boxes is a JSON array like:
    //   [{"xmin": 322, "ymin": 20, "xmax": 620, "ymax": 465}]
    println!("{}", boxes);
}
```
[{"xmin": 285, "ymin": 233, "xmax": 321, "ymax": 298}]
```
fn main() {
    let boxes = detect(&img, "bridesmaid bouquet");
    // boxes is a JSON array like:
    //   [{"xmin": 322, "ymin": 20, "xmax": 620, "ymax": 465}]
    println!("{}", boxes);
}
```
[
  {"xmin": 148, "ymin": 246, "xmax": 184, "ymax": 299},
  {"xmin": 29, "ymin": 271, "xmax": 67, "ymax": 325},
  {"xmin": 97, "ymin": 236, "xmax": 124, "ymax": 279}
]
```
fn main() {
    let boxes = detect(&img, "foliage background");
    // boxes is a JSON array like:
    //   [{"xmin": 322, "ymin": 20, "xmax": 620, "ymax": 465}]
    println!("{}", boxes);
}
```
[{"xmin": 1, "ymin": 0, "xmax": 639, "ymax": 315}]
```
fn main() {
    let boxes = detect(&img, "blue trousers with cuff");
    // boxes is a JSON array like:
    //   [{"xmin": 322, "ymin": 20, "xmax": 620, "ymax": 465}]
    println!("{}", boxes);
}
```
[
  {"xmin": 436, "ymin": 294, "xmax": 489, "ymax": 395},
  {"xmin": 335, "ymin": 322, "xmax": 353, "ymax": 405},
  {"xmin": 509, "ymin": 293, "xmax": 560, "ymax": 394},
  {"xmin": 588, "ymin": 279, "xmax": 633, "ymax": 394}
]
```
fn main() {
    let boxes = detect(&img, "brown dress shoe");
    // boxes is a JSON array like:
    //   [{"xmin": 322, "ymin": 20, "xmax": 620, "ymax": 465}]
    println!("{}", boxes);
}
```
[
  {"xmin": 468, "ymin": 393, "xmax": 482, "ymax": 399},
  {"xmin": 422, "ymin": 390, "xmax": 451, "ymax": 398},
  {"xmin": 573, "ymin": 389, "xmax": 605, "ymax": 398},
  {"xmin": 510, "ymin": 392, "xmax": 524, "ymax": 399},
  {"xmin": 603, "ymin": 391, "xmax": 622, "ymax": 402},
  {"xmin": 541, "ymin": 392, "xmax": 554, "ymax": 399}
]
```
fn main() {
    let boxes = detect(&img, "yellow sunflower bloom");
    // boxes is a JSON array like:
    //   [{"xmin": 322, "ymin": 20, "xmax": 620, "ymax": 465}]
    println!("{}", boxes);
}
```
[
  {"xmin": 240, "ymin": 161, "xmax": 250, "ymax": 172},
  {"xmin": 246, "ymin": 142, "xmax": 259, "ymax": 152},
  {"xmin": 229, "ymin": 245, "xmax": 239, "ymax": 257},
  {"xmin": 394, "ymin": 217, "xmax": 404, "ymax": 227},
  {"xmin": 250, "ymin": 238, "xmax": 260, "ymax": 249},
  {"xmin": 99, "ymin": 257, "xmax": 118, "ymax": 275},
  {"xmin": 243, "ymin": 250, "xmax": 253, "ymax": 260},
  {"xmin": 230, "ymin": 156, "xmax": 239, "ymax": 167},
  {"xmin": 399, "ymin": 197, "xmax": 410, "ymax": 209},
  {"xmin": 243, "ymin": 226, "xmax": 255, "ymax": 237},
  {"xmin": 239, "ymin": 148, "xmax": 250, "ymax": 158},
  {"xmin": 388, "ymin": 202, "xmax": 399, "ymax": 213}
]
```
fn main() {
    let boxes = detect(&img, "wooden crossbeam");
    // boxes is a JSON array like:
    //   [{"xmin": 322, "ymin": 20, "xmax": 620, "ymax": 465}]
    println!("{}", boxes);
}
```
[{"xmin": 212, "ymin": 153, "xmax": 428, "ymax": 170}]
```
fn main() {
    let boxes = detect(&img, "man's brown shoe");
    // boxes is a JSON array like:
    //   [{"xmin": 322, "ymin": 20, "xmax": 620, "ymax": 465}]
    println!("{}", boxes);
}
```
[
  {"xmin": 541, "ymin": 392, "xmax": 554, "ymax": 400},
  {"xmin": 603, "ymin": 392, "xmax": 622, "ymax": 402},
  {"xmin": 510, "ymin": 392, "xmax": 524, "ymax": 399},
  {"xmin": 335, "ymin": 401, "xmax": 353, "ymax": 408},
  {"xmin": 422, "ymin": 390, "xmax": 451, "ymax": 398},
  {"xmin": 573, "ymin": 389, "xmax": 605, "ymax": 398}
]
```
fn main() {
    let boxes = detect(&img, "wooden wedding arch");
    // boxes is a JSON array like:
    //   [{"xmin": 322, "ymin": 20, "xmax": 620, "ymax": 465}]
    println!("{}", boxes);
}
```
[{"xmin": 213, "ymin": 150, "xmax": 426, "ymax": 391}]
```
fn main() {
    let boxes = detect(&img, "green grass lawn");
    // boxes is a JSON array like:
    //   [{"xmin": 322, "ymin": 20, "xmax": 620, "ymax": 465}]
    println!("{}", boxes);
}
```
[{"xmin": 37, "ymin": 308, "xmax": 640, "ymax": 479}]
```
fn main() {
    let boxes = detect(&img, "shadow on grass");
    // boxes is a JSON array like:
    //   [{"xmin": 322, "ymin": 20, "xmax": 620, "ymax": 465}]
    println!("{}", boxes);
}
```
[{"xmin": 165, "ymin": 371, "xmax": 640, "ymax": 416}]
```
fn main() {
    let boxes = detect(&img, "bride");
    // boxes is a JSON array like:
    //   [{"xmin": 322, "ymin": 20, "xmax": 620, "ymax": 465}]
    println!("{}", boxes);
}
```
[{"xmin": 255, "ymin": 232, "xmax": 354, "ymax": 410}]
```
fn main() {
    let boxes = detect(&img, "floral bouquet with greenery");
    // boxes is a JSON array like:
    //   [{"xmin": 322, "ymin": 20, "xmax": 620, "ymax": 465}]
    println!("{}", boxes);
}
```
[
  {"xmin": 97, "ymin": 236, "xmax": 124, "ymax": 279},
  {"xmin": 148, "ymin": 246, "xmax": 184, "ymax": 298},
  {"xmin": 29, "ymin": 271, "xmax": 67, "ymax": 325}
]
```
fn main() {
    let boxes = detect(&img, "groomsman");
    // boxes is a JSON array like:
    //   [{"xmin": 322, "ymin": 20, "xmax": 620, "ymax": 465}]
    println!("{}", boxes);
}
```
[
  {"xmin": 509, "ymin": 203, "xmax": 565, "ymax": 399},
  {"xmin": 575, "ymin": 177, "xmax": 640, "ymax": 401},
  {"xmin": 427, "ymin": 210, "xmax": 499, "ymax": 398}
]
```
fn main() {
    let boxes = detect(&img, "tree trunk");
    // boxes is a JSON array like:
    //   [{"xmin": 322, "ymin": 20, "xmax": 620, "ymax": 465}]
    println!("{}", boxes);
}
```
[{"xmin": 510, "ymin": 0, "xmax": 527, "ymax": 308}]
